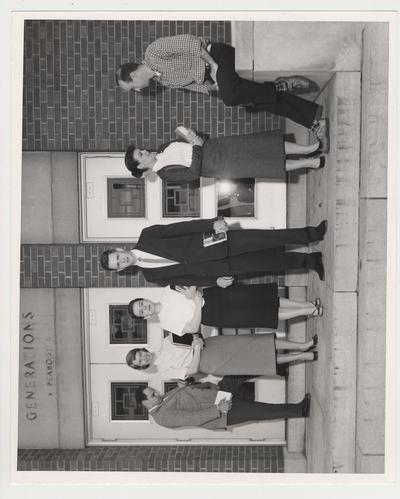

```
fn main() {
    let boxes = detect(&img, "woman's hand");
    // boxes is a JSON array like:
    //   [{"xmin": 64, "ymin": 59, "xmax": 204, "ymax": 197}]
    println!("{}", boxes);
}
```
[{"xmin": 175, "ymin": 285, "xmax": 197, "ymax": 299}]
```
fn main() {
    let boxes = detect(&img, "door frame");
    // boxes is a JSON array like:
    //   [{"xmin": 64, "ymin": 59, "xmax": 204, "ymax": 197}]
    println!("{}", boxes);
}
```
[
  {"xmin": 81, "ymin": 289, "xmax": 287, "ymax": 446},
  {"xmin": 79, "ymin": 152, "xmax": 286, "ymax": 243}
]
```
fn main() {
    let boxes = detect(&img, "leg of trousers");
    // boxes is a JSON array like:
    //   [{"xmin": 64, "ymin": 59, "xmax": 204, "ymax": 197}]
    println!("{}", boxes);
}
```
[
  {"xmin": 218, "ymin": 375, "xmax": 259, "ymax": 402},
  {"xmin": 227, "ymin": 226, "xmax": 321, "ymax": 256},
  {"xmin": 210, "ymin": 43, "xmax": 319, "ymax": 128},
  {"xmin": 210, "ymin": 43, "xmax": 277, "ymax": 106},
  {"xmin": 218, "ymin": 375, "xmax": 258, "ymax": 393},
  {"xmin": 227, "ymin": 399, "xmax": 304, "ymax": 425},
  {"xmin": 226, "ymin": 249, "xmax": 316, "ymax": 275},
  {"xmin": 248, "ymin": 92, "xmax": 320, "ymax": 129}
]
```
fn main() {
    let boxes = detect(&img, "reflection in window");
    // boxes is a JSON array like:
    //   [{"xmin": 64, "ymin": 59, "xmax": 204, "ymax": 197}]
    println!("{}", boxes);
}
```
[
  {"xmin": 109, "ymin": 305, "xmax": 147, "ymax": 344},
  {"xmin": 162, "ymin": 180, "xmax": 200, "ymax": 218},
  {"xmin": 107, "ymin": 178, "xmax": 145, "ymax": 218},
  {"xmin": 111, "ymin": 382, "xmax": 148, "ymax": 420},
  {"xmin": 216, "ymin": 179, "xmax": 255, "ymax": 218}
]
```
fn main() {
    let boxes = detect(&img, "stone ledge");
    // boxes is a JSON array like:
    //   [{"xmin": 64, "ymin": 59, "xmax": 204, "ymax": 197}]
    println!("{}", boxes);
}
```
[{"xmin": 356, "ymin": 198, "xmax": 387, "ymax": 455}]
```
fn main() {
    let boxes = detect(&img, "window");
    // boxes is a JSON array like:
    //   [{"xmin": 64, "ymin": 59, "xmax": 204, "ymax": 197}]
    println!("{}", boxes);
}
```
[
  {"xmin": 110, "ymin": 382, "xmax": 148, "ymax": 420},
  {"xmin": 109, "ymin": 305, "xmax": 147, "ymax": 344},
  {"xmin": 162, "ymin": 180, "xmax": 200, "ymax": 217},
  {"xmin": 164, "ymin": 382, "xmax": 179, "ymax": 393},
  {"xmin": 107, "ymin": 178, "xmax": 145, "ymax": 218},
  {"xmin": 216, "ymin": 178, "xmax": 255, "ymax": 218}
]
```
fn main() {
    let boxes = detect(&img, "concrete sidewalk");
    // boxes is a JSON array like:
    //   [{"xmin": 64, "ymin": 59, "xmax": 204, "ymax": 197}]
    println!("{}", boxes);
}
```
[
  {"xmin": 234, "ymin": 21, "xmax": 388, "ymax": 473},
  {"xmin": 305, "ymin": 22, "xmax": 387, "ymax": 474}
]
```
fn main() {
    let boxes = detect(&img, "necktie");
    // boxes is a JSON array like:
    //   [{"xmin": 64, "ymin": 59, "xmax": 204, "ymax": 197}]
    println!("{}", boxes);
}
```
[{"xmin": 137, "ymin": 256, "xmax": 177, "ymax": 264}]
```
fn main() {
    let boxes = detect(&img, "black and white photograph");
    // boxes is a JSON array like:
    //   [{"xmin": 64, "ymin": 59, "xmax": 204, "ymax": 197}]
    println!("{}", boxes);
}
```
[{"xmin": 1, "ymin": 0, "xmax": 399, "ymax": 495}]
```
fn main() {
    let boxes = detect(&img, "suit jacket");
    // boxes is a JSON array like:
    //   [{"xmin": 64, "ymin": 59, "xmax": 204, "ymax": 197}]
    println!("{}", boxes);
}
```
[
  {"xmin": 150, "ymin": 382, "xmax": 227, "ymax": 430},
  {"xmin": 134, "ymin": 218, "xmax": 232, "ymax": 286}
]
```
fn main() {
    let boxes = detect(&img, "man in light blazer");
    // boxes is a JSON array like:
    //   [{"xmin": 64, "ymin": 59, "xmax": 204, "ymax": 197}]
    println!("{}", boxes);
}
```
[
  {"xmin": 136, "ymin": 376, "xmax": 311, "ymax": 430},
  {"xmin": 100, "ymin": 217, "xmax": 327, "ymax": 287}
]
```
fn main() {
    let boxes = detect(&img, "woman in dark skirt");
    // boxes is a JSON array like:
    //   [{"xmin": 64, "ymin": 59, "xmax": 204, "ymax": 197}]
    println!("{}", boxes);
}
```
[
  {"xmin": 124, "ymin": 126, "xmax": 325, "ymax": 183},
  {"xmin": 127, "ymin": 283, "xmax": 321, "ymax": 378}
]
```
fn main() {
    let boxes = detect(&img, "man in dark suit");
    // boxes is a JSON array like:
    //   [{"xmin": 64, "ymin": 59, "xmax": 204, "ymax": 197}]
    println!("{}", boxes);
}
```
[
  {"xmin": 136, "ymin": 376, "xmax": 311, "ymax": 429},
  {"xmin": 100, "ymin": 217, "xmax": 327, "ymax": 287}
]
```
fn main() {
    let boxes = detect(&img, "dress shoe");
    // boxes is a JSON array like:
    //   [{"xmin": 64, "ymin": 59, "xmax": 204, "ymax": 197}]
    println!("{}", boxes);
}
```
[
  {"xmin": 301, "ymin": 393, "xmax": 312, "ymax": 417},
  {"xmin": 316, "ymin": 219, "xmax": 328, "ymax": 240},
  {"xmin": 306, "ymin": 334, "xmax": 319, "ymax": 351},
  {"xmin": 275, "ymin": 75, "xmax": 320, "ymax": 94},
  {"xmin": 312, "ymin": 118, "xmax": 330, "ymax": 153},
  {"xmin": 310, "ymin": 251, "xmax": 325, "ymax": 281}
]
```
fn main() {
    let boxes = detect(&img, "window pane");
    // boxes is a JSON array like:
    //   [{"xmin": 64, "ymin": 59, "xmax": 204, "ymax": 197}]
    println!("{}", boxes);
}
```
[
  {"xmin": 107, "ymin": 178, "xmax": 145, "ymax": 218},
  {"xmin": 162, "ymin": 180, "xmax": 200, "ymax": 218},
  {"xmin": 164, "ymin": 382, "xmax": 179, "ymax": 393},
  {"xmin": 109, "ymin": 305, "xmax": 147, "ymax": 344},
  {"xmin": 111, "ymin": 382, "xmax": 148, "ymax": 420},
  {"xmin": 216, "ymin": 179, "xmax": 255, "ymax": 218}
]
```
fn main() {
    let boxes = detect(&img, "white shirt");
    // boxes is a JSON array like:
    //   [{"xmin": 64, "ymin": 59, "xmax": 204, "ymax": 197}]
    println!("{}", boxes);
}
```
[
  {"xmin": 131, "ymin": 249, "xmax": 178, "ymax": 268},
  {"xmin": 154, "ymin": 335, "xmax": 194, "ymax": 380},
  {"xmin": 153, "ymin": 142, "xmax": 193, "ymax": 172},
  {"xmin": 158, "ymin": 286, "xmax": 197, "ymax": 336}
]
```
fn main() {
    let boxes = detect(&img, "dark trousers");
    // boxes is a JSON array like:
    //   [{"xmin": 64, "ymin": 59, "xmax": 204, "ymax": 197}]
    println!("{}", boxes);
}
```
[
  {"xmin": 227, "ymin": 225, "xmax": 322, "ymax": 255},
  {"xmin": 210, "ymin": 43, "xmax": 319, "ymax": 128},
  {"xmin": 226, "ymin": 249, "xmax": 317, "ymax": 275},
  {"xmin": 224, "ymin": 225, "xmax": 321, "ymax": 274},
  {"xmin": 218, "ymin": 376, "xmax": 304, "ymax": 425}
]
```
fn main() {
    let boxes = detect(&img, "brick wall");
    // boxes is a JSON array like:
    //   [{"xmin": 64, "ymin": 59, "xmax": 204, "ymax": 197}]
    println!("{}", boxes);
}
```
[
  {"xmin": 23, "ymin": 20, "xmax": 280, "ymax": 151},
  {"xmin": 18, "ymin": 445, "xmax": 283, "ymax": 472},
  {"xmin": 20, "ymin": 243, "xmax": 285, "ymax": 288}
]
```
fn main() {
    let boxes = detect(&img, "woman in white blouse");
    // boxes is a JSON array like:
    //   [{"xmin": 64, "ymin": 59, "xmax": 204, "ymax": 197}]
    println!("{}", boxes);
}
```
[{"xmin": 124, "ymin": 126, "xmax": 326, "ymax": 184}]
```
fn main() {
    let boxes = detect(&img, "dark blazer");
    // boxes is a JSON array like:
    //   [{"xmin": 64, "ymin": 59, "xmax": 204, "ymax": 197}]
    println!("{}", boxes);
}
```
[
  {"xmin": 150, "ymin": 382, "xmax": 227, "ymax": 430},
  {"xmin": 132, "ymin": 218, "xmax": 234, "ymax": 286}
]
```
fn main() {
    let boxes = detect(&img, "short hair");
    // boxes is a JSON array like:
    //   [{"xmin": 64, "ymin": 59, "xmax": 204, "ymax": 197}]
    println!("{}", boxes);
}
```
[
  {"xmin": 124, "ymin": 144, "xmax": 143, "ymax": 178},
  {"xmin": 126, "ymin": 348, "xmax": 150, "ymax": 370},
  {"xmin": 116, "ymin": 62, "xmax": 164, "ymax": 96},
  {"xmin": 100, "ymin": 249, "xmax": 115, "ymax": 271},
  {"xmin": 135, "ymin": 385, "xmax": 148, "ymax": 405},
  {"xmin": 127, "ymin": 298, "xmax": 144, "ymax": 318},
  {"xmin": 116, "ymin": 62, "xmax": 140, "ymax": 85}
]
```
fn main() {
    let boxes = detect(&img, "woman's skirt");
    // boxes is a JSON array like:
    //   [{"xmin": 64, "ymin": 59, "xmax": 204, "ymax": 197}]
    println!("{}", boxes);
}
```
[
  {"xmin": 202, "ymin": 283, "xmax": 279, "ymax": 329},
  {"xmin": 199, "ymin": 334, "xmax": 277, "ymax": 376},
  {"xmin": 201, "ymin": 130, "xmax": 285, "ymax": 180}
]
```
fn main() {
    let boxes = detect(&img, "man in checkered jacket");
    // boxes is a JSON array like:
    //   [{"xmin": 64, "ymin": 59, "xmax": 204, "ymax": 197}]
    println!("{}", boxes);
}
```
[{"xmin": 116, "ymin": 33, "xmax": 328, "ymax": 145}]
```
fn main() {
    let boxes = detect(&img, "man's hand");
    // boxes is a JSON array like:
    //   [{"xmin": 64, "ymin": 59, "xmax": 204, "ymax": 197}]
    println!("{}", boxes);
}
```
[
  {"xmin": 210, "ymin": 63, "xmax": 218, "ymax": 85},
  {"xmin": 217, "ymin": 399, "xmax": 232, "ymax": 413},
  {"xmin": 213, "ymin": 218, "xmax": 229, "ymax": 233},
  {"xmin": 205, "ymin": 80, "xmax": 219, "ymax": 92},
  {"xmin": 216, "ymin": 276, "xmax": 234, "ymax": 288}
]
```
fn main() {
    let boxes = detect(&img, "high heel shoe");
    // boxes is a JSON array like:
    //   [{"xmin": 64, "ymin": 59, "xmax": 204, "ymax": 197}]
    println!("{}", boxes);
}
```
[
  {"xmin": 313, "ymin": 298, "xmax": 321, "ymax": 308},
  {"xmin": 308, "ymin": 307, "xmax": 320, "ymax": 318},
  {"xmin": 305, "ymin": 140, "xmax": 324, "ymax": 158},
  {"xmin": 306, "ymin": 334, "xmax": 318, "ymax": 351},
  {"xmin": 312, "ymin": 351, "xmax": 318, "ymax": 361}
]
